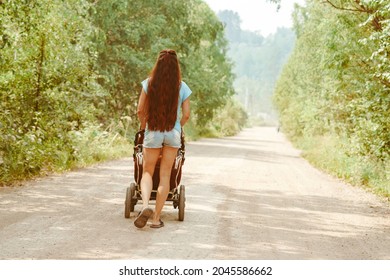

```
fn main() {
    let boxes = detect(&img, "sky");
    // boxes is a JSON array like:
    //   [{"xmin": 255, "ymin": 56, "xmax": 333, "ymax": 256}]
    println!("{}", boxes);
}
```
[{"xmin": 202, "ymin": 0, "xmax": 306, "ymax": 36}]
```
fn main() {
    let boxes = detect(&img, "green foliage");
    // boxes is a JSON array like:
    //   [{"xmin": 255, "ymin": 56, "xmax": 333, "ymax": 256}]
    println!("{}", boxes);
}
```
[
  {"xmin": 91, "ymin": 0, "xmax": 235, "ymax": 131},
  {"xmin": 0, "ymin": 0, "xmax": 237, "ymax": 184},
  {"xmin": 193, "ymin": 98, "xmax": 248, "ymax": 138},
  {"xmin": 274, "ymin": 0, "xmax": 389, "ymax": 195},
  {"xmin": 212, "ymin": 98, "xmax": 248, "ymax": 136},
  {"xmin": 0, "ymin": 0, "xmax": 104, "ymax": 183},
  {"xmin": 68, "ymin": 123, "xmax": 132, "ymax": 167}
]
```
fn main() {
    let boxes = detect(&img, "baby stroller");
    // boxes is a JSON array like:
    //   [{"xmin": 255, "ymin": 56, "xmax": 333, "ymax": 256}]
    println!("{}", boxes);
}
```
[{"xmin": 124, "ymin": 129, "xmax": 186, "ymax": 221}]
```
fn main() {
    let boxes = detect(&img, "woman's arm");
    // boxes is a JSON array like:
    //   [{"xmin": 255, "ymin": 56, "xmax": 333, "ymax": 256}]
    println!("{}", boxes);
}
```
[
  {"xmin": 180, "ymin": 98, "xmax": 190, "ymax": 127},
  {"xmin": 137, "ymin": 89, "xmax": 147, "ymax": 130}
]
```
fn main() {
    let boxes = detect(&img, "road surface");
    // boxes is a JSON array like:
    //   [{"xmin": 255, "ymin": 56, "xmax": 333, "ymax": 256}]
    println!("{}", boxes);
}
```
[{"xmin": 0, "ymin": 127, "xmax": 389, "ymax": 259}]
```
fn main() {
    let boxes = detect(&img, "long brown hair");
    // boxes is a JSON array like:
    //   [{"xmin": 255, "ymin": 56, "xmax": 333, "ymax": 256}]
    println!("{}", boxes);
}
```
[{"xmin": 146, "ymin": 49, "xmax": 181, "ymax": 132}]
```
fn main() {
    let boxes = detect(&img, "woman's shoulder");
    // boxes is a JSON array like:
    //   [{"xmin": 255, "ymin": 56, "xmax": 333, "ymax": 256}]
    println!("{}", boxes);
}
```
[
  {"xmin": 141, "ymin": 78, "xmax": 149, "ymax": 92},
  {"xmin": 180, "ymin": 80, "xmax": 192, "ymax": 100},
  {"xmin": 180, "ymin": 80, "xmax": 191, "ymax": 91}
]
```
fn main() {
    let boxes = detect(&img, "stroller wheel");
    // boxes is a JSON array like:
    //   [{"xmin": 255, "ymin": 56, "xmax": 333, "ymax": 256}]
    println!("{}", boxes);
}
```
[
  {"xmin": 129, "ymin": 182, "xmax": 137, "ymax": 212},
  {"xmin": 125, "ymin": 183, "xmax": 137, "ymax": 218},
  {"xmin": 124, "ymin": 186, "xmax": 132, "ymax": 218},
  {"xmin": 178, "ymin": 185, "xmax": 185, "ymax": 221}
]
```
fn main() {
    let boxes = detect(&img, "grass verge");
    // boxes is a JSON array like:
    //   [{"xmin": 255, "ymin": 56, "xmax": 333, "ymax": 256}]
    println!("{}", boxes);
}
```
[{"xmin": 296, "ymin": 134, "xmax": 390, "ymax": 199}]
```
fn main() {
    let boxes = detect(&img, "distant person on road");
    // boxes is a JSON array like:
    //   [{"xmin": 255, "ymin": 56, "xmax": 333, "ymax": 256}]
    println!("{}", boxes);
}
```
[{"xmin": 135, "ymin": 49, "xmax": 192, "ymax": 229}]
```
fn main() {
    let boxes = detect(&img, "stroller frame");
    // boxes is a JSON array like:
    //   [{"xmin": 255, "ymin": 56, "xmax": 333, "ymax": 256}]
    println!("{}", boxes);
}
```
[{"xmin": 124, "ymin": 130, "xmax": 186, "ymax": 221}]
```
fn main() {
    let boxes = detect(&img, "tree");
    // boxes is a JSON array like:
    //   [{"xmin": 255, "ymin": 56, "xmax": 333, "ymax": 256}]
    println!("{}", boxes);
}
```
[
  {"xmin": 217, "ymin": 9, "xmax": 295, "ymax": 122},
  {"xmin": 0, "ymin": 0, "xmax": 99, "ymax": 181},
  {"xmin": 91, "ymin": 0, "xmax": 235, "ymax": 132},
  {"xmin": 273, "ymin": 0, "xmax": 389, "ymax": 191},
  {"xmin": 0, "ymin": 0, "xmax": 238, "ymax": 183}
]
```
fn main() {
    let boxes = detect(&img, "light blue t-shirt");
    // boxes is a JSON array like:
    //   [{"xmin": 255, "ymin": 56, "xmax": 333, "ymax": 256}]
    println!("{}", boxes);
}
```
[{"xmin": 141, "ymin": 78, "xmax": 192, "ymax": 132}]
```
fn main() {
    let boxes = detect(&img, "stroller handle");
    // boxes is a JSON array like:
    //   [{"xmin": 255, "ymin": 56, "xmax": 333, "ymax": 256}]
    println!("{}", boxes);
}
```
[{"xmin": 134, "ymin": 129, "xmax": 145, "ymax": 146}]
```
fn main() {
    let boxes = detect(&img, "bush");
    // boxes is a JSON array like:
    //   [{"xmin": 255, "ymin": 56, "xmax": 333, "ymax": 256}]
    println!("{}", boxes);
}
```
[{"xmin": 212, "ymin": 98, "xmax": 248, "ymax": 136}]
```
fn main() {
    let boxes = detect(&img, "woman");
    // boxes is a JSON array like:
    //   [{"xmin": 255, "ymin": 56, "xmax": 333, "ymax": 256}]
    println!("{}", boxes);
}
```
[{"xmin": 134, "ymin": 49, "xmax": 191, "ymax": 229}]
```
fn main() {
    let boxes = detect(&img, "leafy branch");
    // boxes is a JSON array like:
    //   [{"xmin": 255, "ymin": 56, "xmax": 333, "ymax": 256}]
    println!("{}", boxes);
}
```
[
  {"xmin": 323, "ymin": 0, "xmax": 370, "ymax": 13},
  {"xmin": 323, "ymin": 0, "xmax": 384, "ymax": 30}
]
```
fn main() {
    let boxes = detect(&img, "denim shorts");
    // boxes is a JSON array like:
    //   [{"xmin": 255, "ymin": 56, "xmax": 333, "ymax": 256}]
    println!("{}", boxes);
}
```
[{"xmin": 143, "ymin": 128, "xmax": 181, "ymax": 148}]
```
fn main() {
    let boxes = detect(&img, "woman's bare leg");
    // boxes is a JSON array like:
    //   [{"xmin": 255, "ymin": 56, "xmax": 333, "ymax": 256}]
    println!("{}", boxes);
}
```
[
  {"xmin": 140, "ymin": 147, "xmax": 160, "ymax": 209},
  {"xmin": 152, "ymin": 146, "xmax": 178, "ymax": 225}
]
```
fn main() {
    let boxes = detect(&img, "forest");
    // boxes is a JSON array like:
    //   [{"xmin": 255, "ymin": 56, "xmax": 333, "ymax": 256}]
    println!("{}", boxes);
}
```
[
  {"xmin": 0, "ymin": 0, "xmax": 246, "ymax": 184},
  {"xmin": 274, "ymin": 0, "xmax": 389, "ymax": 196},
  {"xmin": 217, "ymin": 9, "xmax": 296, "ymax": 124},
  {"xmin": 0, "ymin": 0, "xmax": 389, "ymax": 197}
]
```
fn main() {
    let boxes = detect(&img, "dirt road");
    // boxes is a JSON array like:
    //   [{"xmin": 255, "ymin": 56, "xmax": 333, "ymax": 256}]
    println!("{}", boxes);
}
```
[{"xmin": 0, "ymin": 127, "xmax": 389, "ymax": 259}]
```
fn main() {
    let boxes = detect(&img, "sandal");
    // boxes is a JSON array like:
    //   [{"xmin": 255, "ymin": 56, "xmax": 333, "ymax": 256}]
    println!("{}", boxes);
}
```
[
  {"xmin": 150, "ymin": 219, "xmax": 164, "ymax": 228},
  {"xmin": 134, "ymin": 207, "xmax": 153, "ymax": 228}
]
